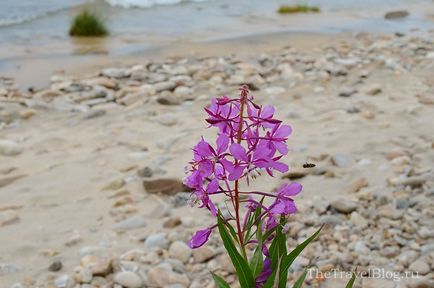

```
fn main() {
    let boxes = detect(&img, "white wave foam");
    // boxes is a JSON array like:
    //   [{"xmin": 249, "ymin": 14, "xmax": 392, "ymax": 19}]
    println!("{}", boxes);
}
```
[{"xmin": 105, "ymin": 0, "xmax": 209, "ymax": 8}]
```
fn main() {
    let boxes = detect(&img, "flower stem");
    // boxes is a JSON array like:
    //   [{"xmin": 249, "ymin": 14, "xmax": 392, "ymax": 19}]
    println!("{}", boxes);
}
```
[{"xmin": 234, "ymin": 85, "xmax": 249, "ymax": 260}]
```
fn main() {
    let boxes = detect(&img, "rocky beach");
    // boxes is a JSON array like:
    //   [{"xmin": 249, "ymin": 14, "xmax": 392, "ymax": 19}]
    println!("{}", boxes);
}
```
[{"xmin": 1, "ymin": 29, "xmax": 433, "ymax": 287}]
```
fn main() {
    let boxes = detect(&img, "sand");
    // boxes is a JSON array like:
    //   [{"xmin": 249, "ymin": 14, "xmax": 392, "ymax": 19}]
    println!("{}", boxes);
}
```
[{"xmin": 0, "ymin": 30, "xmax": 433, "ymax": 287}]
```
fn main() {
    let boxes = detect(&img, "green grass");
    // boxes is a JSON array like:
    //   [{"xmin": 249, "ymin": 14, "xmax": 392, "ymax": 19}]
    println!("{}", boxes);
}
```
[
  {"xmin": 277, "ymin": 5, "xmax": 320, "ymax": 14},
  {"xmin": 69, "ymin": 10, "xmax": 108, "ymax": 37}
]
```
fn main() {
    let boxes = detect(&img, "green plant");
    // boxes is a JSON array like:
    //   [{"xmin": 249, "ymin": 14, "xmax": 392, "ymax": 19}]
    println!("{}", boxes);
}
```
[
  {"xmin": 69, "ymin": 10, "xmax": 108, "ymax": 37},
  {"xmin": 277, "ymin": 5, "xmax": 320, "ymax": 14}
]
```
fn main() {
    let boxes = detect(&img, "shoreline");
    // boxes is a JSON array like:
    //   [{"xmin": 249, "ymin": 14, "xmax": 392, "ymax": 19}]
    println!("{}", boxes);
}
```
[
  {"xmin": 0, "ymin": 30, "xmax": 343, "ymax": 90},
  {"xmin": 1, "ymin": 0, "xmax": 434, "ymax": 90}
]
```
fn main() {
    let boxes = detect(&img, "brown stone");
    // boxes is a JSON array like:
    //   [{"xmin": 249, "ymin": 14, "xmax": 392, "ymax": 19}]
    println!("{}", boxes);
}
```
[{"xmin": 143, "ymin": 179, "xmax": 190, "ymax": 195}]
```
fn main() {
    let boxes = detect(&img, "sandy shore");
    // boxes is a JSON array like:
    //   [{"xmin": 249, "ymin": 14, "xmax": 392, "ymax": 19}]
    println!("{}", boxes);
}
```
[{"xmin": 1, "ymin": 30, "xmax": 434, "ymax": 288}]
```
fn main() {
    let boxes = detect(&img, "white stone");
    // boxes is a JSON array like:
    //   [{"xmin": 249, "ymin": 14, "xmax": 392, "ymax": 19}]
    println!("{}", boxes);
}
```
[
  {"xmin": 144, "ymin": 233, "xmax": 168, "ymax": 250},
  {"xmin": 114, "ymin": 271, "xmax": 143, "ymax": 288},
  {"xmin": 0, "ymin": 140, "xmax": 23, "ymax": 156},
  {"xmin": 169, "ymin": 241, "xmax": 191, "ymax": 263}
]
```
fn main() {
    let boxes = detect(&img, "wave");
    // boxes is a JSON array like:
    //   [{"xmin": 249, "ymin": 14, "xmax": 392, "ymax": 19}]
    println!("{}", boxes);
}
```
[
  {"xmin": 0, "ymin": 3, "xmax": 86, "ymax": 28},
  {"xmin": 105, "ymin": 0, "xmax": 210, "ymax": 8}
]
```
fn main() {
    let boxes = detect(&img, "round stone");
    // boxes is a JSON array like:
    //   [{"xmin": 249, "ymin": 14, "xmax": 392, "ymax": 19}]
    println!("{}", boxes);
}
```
[{"xmin": 114, "ymin": 271, "xmax": 143, "ymax": 288}]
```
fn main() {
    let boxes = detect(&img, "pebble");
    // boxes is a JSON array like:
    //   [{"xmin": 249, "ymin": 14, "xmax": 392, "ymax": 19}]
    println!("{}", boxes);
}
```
[
  {"xmin": 137, "ymin": 166, "xmax": 153, "ymax": 178},
  {"xmin": 388, "ymin": 176, "xmax": 427, "ymax": 187},
  {"xmin": 0, "ymin": 140, "xmax": 23, "ymax": 156},
  {"xmin": 395, "ymin": 197, "xmax": 409, "ymax": 210},
  {"xmin": 192, "ymin": 246, "xmax": 216, "ymax": 263},
  {"xmin": 163, "ymin": 216, "xmax": 182, "ymax": 228},
  {"xmin": 144, "ymin": 233, "xmax": 168, "ymax": 250},
  {"xmin": 347, "ymin": 178, "xmax": 368, "ymax": 193},
  {"xmin": 331, "ymin": 154, "xmax": 351, "ymax": 167},
  {"xmin": 378, "ymin": 206, "xmax": 403, "ymax": 220},
  {"xmin": 154, "ymin": 81, "xmax": 177, "ymax": 93},
  {"xmin": 147, "ymin": 264, "xmax": 189, "ymax": 287},
  {"xmin": 112, "ymin": 215, "xmax": 147, "ymax": 231},
  {"xmin": 101, "ymin": 68, "xmax": 130, "ymax": 79},
  {"xmin": 398, "ymin": 250, "xmax": 419, "ymax": 266},
  {"xmin": 74, "ymin": 265, "xmax": 93, "ymax": 283},
  {"xmin": 365, "ymin": 84, "xmax": 382, "ymax": 96},
  {"xmin": 330, "ymin": 199, "xmax": 358, "ymax": 214},
  {"xmin": 264, "ymin": 86, "xmax": 285, "ymax": 95},
  {"xmin": 114, "ymin": 271, "xmax": 143, "ymax": 288},
  {"xmin": 0, "ymin": 263, "xmax": 19, "ymax": 275},
  {"xmin": 54, "ymin": 275, "xmax": 75, "ymax": 288},
  {"xmin": 319, "ymin": 215, "xmax": 343, "ymax": 225},
  {"xmin": 169, "ymin": 241, "xmax": 192, "ymax": 263},
  {"xmin": 385, "ymin": 10, "xmax": 409, "ymax": 19},
  {"xmin": 48, "ymin": 260, "xmax": 63, "ymax": 272},
  {"xmin": 82, "ymin": 109, "xmax": 106, "ymax": 120},
  {"xmin": 80, "ymin": 254, "xmax": 113, "ymax": 276},
  {"xmin": 418, "ymin": 227, "xmax": 434, "ymax": 239},
  {"xmin": 102, "ymin": 179, "xmax": 126, "ymax": 191},
  {"xmin": 156, "ymin": 114, "xmax": 178, "ymax": 126},
  {"xmin": 409, "ymin": 259, "xmax": 431, "ymax": 275},
  {"xmin": 143, "ymin": 178, "xmax": 186, "ymax": 195},
  {"xmin": 157, "ymin": 94, "xmax": 181, "ymax": 105},
  {"xmin": 338, "ymin": 87, "xmax": 357, "ymax": 97},
  {"xmin": 350, "ymin": 211, "xmax": 368, "ymax": 228}
]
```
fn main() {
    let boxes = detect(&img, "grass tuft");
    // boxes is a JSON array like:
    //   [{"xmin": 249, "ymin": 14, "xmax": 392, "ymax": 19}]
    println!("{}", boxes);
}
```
[
  {"xmin": 69, "ymin": 10, "xmax": 108, "ymax": 37},
  {"xmin": 277, "ymin": 5, "xmax": 320, "ymax": 14}
]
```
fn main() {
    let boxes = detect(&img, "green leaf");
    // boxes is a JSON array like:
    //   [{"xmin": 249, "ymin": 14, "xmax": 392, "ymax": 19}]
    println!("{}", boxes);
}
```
[
  {"xmin": 226, "ymin": 221, "xmax": 240, "ymax": 244},
  {"xmin": 211, "ymin": 272, "xmax": 231, "ymax": 288},
  {"xmin": 250, "ymin": 215, "xmax": 264, "ymax": 277},
  {"xmin": 250, "ymin": 245, "xmax": 263, "ymax": 277},
  {"xmin": 345, "ymin": 272, "xmax": 356, "ymax": 288},
  {"xmin": 278, "ymin": 226, "xmax": 323, "ymax": 285},
  {"xmin": 277, "ymin": 218, "xmax": 288, "ymax": 288},
  {"xmin": 217, "ymin": 214, "xmax": 254, "ymax": 288},
  {"xmin": 292, "ymin": 269, "xmax": 308, "ymax": 288},
  {"xmin": 263, "ymin": 222, "xmax": 285, "ymax": 288}
]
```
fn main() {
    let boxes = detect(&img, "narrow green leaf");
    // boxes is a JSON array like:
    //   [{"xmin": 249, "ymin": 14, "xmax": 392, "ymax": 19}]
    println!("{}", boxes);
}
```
[
  {"xmin": 292, "ymin": 269, "xmax": 308, "ymax": 288},
  {"xmin": 277, "ymin": 218, "xmax": 288, "ymax": 288},
  {"xmin": 278, "ymin": 226, "xmax": 323, "ymax": 285},
  {"xmin": 345, "ymin": 272, "xmax": 356, "ymax": 288},
  {"xmin": 263, "ymin": 224, "xmax": 285, "ymax": 288},
  {"xmin": 250, "ymin": 245, "xmax": 263, "ymax": 277},
  {"xmin": 211, "ymin": 272, "xmax": 231, "ymax": 288},
  {"xmin": 262, "ymin": 225, "xmax": 278, "ymax": 243},
  {"xmin": 226, "ymin": 221, "xmax": 240, "ymax": 244},
  {"xmin": 217, "ymin": 215, "xmax": 254, "ymax": 288}
]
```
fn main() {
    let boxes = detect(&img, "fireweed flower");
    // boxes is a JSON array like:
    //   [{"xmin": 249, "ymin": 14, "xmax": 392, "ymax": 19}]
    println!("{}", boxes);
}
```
[{"xmin": 184, "ymin": 85, "xmax": 302, "ymax": 286}]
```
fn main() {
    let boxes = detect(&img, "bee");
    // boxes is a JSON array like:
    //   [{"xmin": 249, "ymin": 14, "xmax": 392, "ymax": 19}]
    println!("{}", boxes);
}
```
[{"xmin": 302, "ymin": 162, "xmax": 316, "ymax": 168}]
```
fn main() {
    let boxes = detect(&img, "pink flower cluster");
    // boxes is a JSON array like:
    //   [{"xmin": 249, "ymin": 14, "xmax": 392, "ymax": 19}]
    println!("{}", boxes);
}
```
[{"xmin": 184, "ymin": 85, "xmax": 301, "ymax": 249}]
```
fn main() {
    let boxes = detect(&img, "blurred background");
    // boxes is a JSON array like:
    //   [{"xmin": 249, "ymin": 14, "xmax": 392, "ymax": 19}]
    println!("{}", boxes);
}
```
[{"xmin": 0, "ymin": 1, "xmax": 433, "ymax": 288}]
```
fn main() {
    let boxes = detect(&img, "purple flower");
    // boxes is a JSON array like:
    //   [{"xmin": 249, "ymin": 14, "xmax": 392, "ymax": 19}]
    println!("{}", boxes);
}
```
[
  {"xmin": 185, "ymin": 85, "xmax": 302, "ymax": 278},
  {"xmin": 269, "ymin": 182, "xmax": 302, "ymax": 216},
  {"xmin": 194, "ymin": 178, "xmax": 219, "ymax": 216},
  {"xmin": 263, "ymin": 124, "xmax": 292, "ymax": 155},
  {"xmin": 255, "ymin": 258, "xmax": 273, "ymax": 286},
  {"xmin": 188, "ymin": 227, "xmax": 212, "ymax": 249}
]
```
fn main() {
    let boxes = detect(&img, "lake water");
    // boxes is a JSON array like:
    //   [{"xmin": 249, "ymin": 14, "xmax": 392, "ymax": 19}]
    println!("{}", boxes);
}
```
[{"xmin": 1, "ymin": 0, "xmax": 433, "ymax": 42}]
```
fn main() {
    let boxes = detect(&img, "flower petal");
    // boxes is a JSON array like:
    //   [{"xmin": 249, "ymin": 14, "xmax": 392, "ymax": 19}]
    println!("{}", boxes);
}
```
[
  {"xmin": 206, "ymin": 178, "xmax": 219, "ymax": 193},
  {"xmin": 216, "ymin": 134, "xmax": 229, "ymax": 155},
  {"xmin": 188, "ymin": 228, "xmax": 212, "ymax": 249},
  {"xmin": 278, "ymin": 182, "xmax": 303, "ymax": 196},
  {"xmin": 228, "ymin": 165, "xmax": 245, "ymax": 181},
  {"xmin": 230, "ymin": 143, "xmax": 248, "ymax": 161}
]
